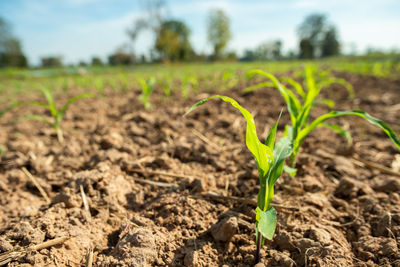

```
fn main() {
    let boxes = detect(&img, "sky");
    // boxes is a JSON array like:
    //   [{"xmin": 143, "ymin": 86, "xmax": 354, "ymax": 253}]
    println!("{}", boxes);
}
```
[{"xmin": 1, "ymin": 0, "xmax": 400, "ymax": 65}]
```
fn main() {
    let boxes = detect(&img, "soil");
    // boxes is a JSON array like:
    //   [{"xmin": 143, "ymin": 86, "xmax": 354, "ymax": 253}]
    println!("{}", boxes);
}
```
[{"xmin": 0, "ymin": 72, "xmax": 399, "ymax": 267}]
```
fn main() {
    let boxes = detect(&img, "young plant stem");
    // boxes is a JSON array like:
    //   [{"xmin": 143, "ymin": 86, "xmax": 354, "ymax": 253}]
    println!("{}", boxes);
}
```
[
  {"xmin": 255, "ymin": 231, "xmax": 262, "ymax": 264},
  {"xmin": 290, "ymin": 153, "xmax": 296, "ymax": 168},
  {"xmin": 57, "ymin": 128, "xmax": 64, "ymax": 143}
]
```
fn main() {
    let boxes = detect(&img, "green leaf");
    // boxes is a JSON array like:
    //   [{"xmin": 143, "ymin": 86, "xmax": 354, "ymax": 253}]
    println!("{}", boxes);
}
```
[
  {"xmin": 246, "ymin": 70, "xmax": 299, "ymax": 128},
  {"xmin": 303, "ymin": 65, "xmax": 321, "ymax": 108},
  {"xmin": 265, "ymin": 111, "xmax": 282, "ymax": 150},
  {"xmin": 28, "ymin": 101, "xmax": 50, "ymax": 110},
  {"xmin": 295, "ymin": 100, "xmax": 317, "ymax": 133},
  {"xmin": 280, "ymin": 77, "xmax": 306, "ymax": 99},
  {"xmin": 138, "ymin": 78, "xmax": 148, "ymax": 93},
  {"xmin": 148, "ymin": 77, "xmax": 156, "ymax": 91},
  {"xmin": 299, "ymin": 110, "xmax": 400, "ymax": 150},
  {"xmin": 284, "ymin": 125, "xmax": 293, "ymax": 140},
  {"xmin": 314, "ymin": 98, "xmax": 336, "ymax": 108},
  {"xmin": 320, "ymin": 123, "xmax": 353, "ymax": 147},
  {"xmin": 256, "ymin": 206, "xmax": 277, "ymax": 240},
  {"xmin": 185, "ymin": 95, "xmax": 274, "ymax": 177},
  {"xmin": 243, "ymin": 82, "xmax": 274, "ymax": 94},
  {"xmin": 269, "ymin": 137, "xmax": 293, "ymax": 184},
  {"xmin": 261, "ymin": 137, "xmax": 293, "ymax": 210},
  {"xmin": 39, "ymin": 87, "xmax": 58, "ymax": 118},
  {"xmin": 283, "ymin": 165, "xmax": 297, "ymax": 177},
  {"xmin": 19, "ymin": 115, "xmax": 53, "ymax": 127}
]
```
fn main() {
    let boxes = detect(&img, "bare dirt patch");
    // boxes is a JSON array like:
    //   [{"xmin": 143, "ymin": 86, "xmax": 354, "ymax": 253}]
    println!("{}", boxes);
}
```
[{"xmin": 0, "ymin": 73, "xmax": 399, "ymax": 266}]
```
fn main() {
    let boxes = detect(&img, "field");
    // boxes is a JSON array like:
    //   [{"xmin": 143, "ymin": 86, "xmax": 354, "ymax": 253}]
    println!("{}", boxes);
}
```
[{"xmin": 0, "ymin": 59, "xmax": 400, "ymax": 266}]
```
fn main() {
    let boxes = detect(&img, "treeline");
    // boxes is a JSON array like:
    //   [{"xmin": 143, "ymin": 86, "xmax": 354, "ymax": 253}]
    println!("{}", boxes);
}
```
[
  {"xmin": 0, "ymin": 18, "xmax": 28, "ymax": 68},
  {"xmin": 0, "ymin": 3, "xmax": 394, "ymax": 68},
  {"xmin": 85, "ymin": 12, "xmax": 343, "ymax": 66}
]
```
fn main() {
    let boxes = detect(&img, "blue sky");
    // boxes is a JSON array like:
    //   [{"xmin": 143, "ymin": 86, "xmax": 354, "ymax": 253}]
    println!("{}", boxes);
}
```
[{"xmin": 1, "ymin": 0, "xmax": 400, "ymax": 65}]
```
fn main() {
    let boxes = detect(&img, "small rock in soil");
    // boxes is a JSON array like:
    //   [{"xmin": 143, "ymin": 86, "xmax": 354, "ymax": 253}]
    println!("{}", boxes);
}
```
[
  {"xmin": 210, "ymin": 216, "xmax": 238, "ymax": 242},
  {"xmin": 303, "ymin": 193, "xmax": 329, "ymax": 209},
  {"xmin": 128, "ymin": 123, "xmax": 146, "ymax": 136},
  {"xmin": 174, "ymin": 143, "xmax": 192, "ymax": 162},
  {"xmin": 355, "ymin": 236, "xmax": 398, "ymax": 261},
  {"xmin": 52, "ymin": 191, "xmax": 80, "ymax": 208},
  {"xmin": 270, "ymin": 249, "xmax": 295, "ymax": 267},
  {"xmin": 335, "ymin": 176, "xmax": 374, "ymax": 199},
  {"xmin": 358, "ymin": 195, "xmax": 383, "ymax": 214},
  {"xmin": 375, "ymin": 213, "xmax": 393, "ymax": 237},
  {"xmin": 308, "ymin": 227, "xmax": 331, "ymax": 246},
  {"xmin": 274, "ymin": 231, "xmax": 292, "ymax": 251},
  {"xmin": 0, "ymin": 237, "xmax": 13, "ymax": 252},
  {"xmin": 100, "ymin": 132, "xmax": 124, "ymax": 149},
  {"xmin": 332, "ymin": 156, "xmax": 357, "ymax": 176},
  {"xmin": 302, "ymin": 175, "xmax": 323, "ymax": 192},
  {"xmin": 112, "ymin": 227, "xmax": 157, "ymax": 266},
  {"xmin": 391, "ymin": 154, "xmax": 400, "ymax": 171},
  {"xmin": 293, "ymin": 238, "xmax": 319, "ymax": 253},
  {"xmin": 190, "ymin": 178, "xmax": 206, "ymax": 193},
  {"xmin": 372, "ymin": 177, "xmax": 400, "ymax": 193}
]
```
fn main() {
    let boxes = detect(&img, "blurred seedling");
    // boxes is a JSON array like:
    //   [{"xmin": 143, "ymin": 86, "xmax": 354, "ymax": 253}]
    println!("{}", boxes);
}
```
[
  {"xmin": 185, "ymin": 96, "xmax": 293, "ymax": 263},
  {"xmin": 246, "ymin": 66, "xmax": 400, "ymax": 174},
  {"xmin": 0, "ymin": 145, "xmax": 5, "ymax": 158},
  {"xmin": 158, "ymin": 75, "xmax": 173, "ymax": 97},
  {"xmin": 221, "ymin": 71, "xmax": 238, "ymax": 90},
  {"xmin": 138, "ymin": 77, "xmax": 156, "ymax": 109},
  {"xmin": 182, "ymin": 75, "xmax": 198, "ymax": 98},
  {"xmin": 23, "ymin": 87, "xmax": 94, "ymax": 143}
]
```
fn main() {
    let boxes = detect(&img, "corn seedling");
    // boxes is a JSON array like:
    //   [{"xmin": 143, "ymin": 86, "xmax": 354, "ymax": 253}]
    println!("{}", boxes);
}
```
[
  {"xmin": 138, "ymin": 77, "xmax": 156, "ymax": 109},
  {"xmin": 182, "ymin": 75, "xmax": 198, "ymax": 98},
  {"xmin": 23, "ymin": 87, "xmax": 94, "ymax": 143},
  {"xmin": 0, "ymin": 145, "xmax": 6, "ymax": 157},
  {"xmin": 221, "ymin": 71, "xmax": 238, "ymax": 90},
  {"xmin": 160, "ymin": 76, "xmax": 173, "ymax": 97},
  {"xmin": 185, "ymin": 96, "xmax": 293, "ymax": 263},
  {"xmin": 246, "ymin": 67, "xmax": 400, "ymax": 172}
]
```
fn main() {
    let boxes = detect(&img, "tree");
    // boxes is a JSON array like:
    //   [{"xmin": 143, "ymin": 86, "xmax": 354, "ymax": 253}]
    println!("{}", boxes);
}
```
[
  {"xmin": 297, "ymin": 13, "xmax": 340, "ymax": 58},
  {"xmin": 127, "ymin": 0, "xmax": 168, "ymax": 58},
  {"xmin": 41, "ymin": 56, "xmax": 63, "ymax": 67},
  {"xmin": 108, "ymin": 47, "xmax": 135, "ymax": 65},
  {"xmin": 255, "ymin": 42, "xmax": 271, "ymax": 61},
  {"xmin": 271, "ymin": 40, "xmax": 282, "ymax": 60},
  {"xmin": 0, "ymin": 17, "xmax": 28, "ymax": 67},
  {"xmin": 91, "ymin": 56, "xmax": 103, "ymax": 66},
  {"xmin": 321, "ymin": 26, "xmax": 340, "ymax": 57},
  {"xmin": 299, "ymin": 39, "xmax": 314, "ymax": 59},
  {"xmin": 78, "ymin": 60, "xmax": 87, "ymax": 67},
  {"xmin": 240, "ymin": 49, "xmax": 256, "ymax": 62},
  {"xmin": 252, "ymin": 40, "xmax": 283, "ymax": 61},
  {"xmin": 154, "ymin": 20, "xmax": 193, "ymax": 61},
  {"xmin": 207, "ymin": 9, "xmax": 232, "ymax": 60}
]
